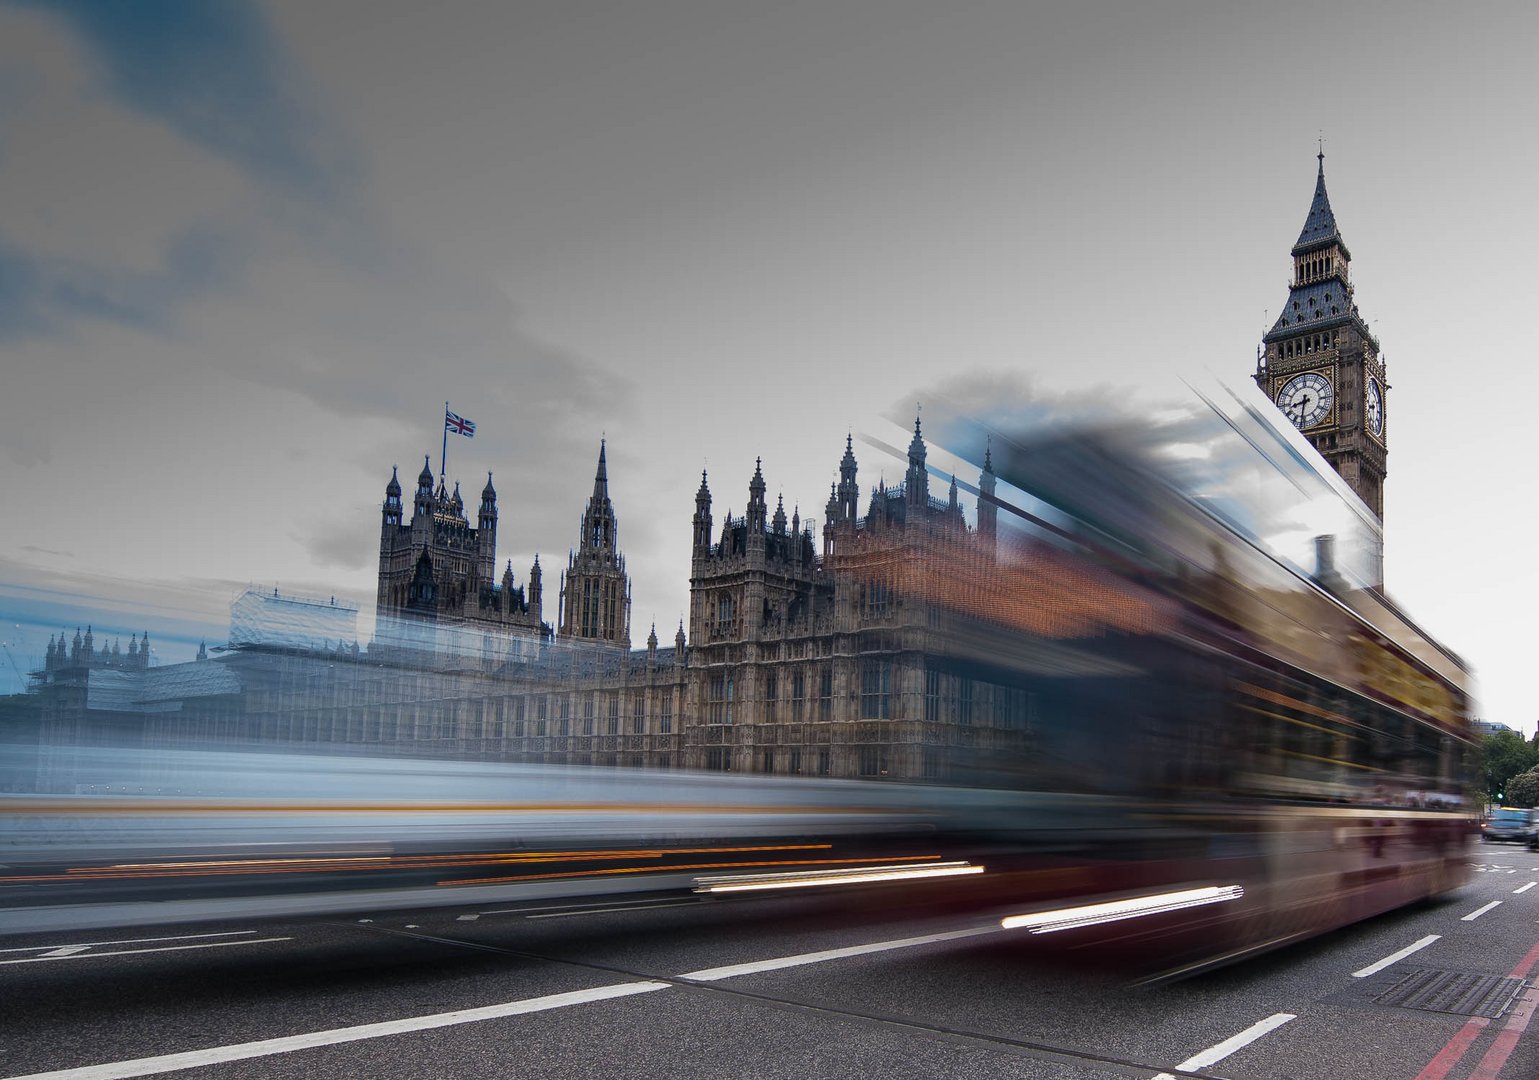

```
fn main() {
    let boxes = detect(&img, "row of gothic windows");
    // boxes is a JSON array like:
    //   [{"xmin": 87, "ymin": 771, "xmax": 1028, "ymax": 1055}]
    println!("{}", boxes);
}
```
[
  {"xmin": 709, "ymin": 747, "xmax": 833, "ymax": 775},
  {"xmin": 698, "ymin": 664, "xmax": 1037, "ymax": 728},
  {"xmin": 1282, "ymin": 331, "xmax": 1337, "ymax": 359},
  {"xmin": 1296, "ymin": 254, "xmax": 1337, "ymax": 282}
]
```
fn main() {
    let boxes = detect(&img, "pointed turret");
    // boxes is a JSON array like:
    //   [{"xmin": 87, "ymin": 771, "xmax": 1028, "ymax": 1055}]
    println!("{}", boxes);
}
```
[
  {"xmin": 824, "ymin": 482, "xmax": 840, "ymax": 557},
  {"xmin": 772, "ymin": 493, "xmax": 787, "ymax": 535},
  {"xmin": 647, "ymin": 621, "xmax": 658, "ymax": 665},
  {"xmin": 577, "ymin": 442, "xmax": 617, "ymax": 553},
  {"xmin": 1292, "ymin": 149, "xmax": 1347, "ymax": 258},
  {"xmin": 559, "ymin": 442, "xmax": 630, "ymax": 646},
  {"xmin": 383, "ymin": 466, "xmax": 403, "ymax": 527},
  {"xmin": 197, "ymin": 640, "xmax": 207, "ymax": 661},
  {"xmin": 414, "ymin": 455, "xmax": 434, "ymax": 519},
  {"xmin": 593, "ymin": 439, "xmax": 609, "ymax": 501},
  {"xmin": 693, "ymin": 469, "xmax": 713, "ymax": 555},
  {"xmin": 675, "ymin": 619, "xmax": 687, "ymax": 664},
  {"xmin": 475, "ymin": 471, "xmax": 497, "ymax": 584},
  {"xmin": 905, "ymin": 412, "xmax": 929, "ymax": 506},
  {"xmin": 838, "ymin": 434, "xmax": 859, "ymax": 522},
  {"xmin": 978, "ymin": 438, "xmax": 997, "ymax": 549},
  {"xmin": 747, "ymin": 457, "xmax": 768, "ymax": 532},
  {"xmin": 1268, "ymin": 151, "xmax": 1361, "ymax": 340}
]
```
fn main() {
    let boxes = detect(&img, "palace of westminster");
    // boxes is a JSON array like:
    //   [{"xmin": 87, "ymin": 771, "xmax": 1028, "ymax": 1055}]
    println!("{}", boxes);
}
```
[{"xmin": 12, "ymin": 155, "xmax": 1392, "ymax": 788}]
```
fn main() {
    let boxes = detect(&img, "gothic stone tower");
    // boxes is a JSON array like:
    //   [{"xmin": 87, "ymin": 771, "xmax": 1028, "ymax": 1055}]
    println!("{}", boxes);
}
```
[
  {"xmin": 559, "ymin": 441, "xmax": 631, "ymax": 648},
  {"xmin": 376, "ymin": 457, "xmax": 544, "ymax": 636},
  {"xmin": 689, "ymin": 455, "xmax": 827, "ymax": 772},
  {"xmin": 693, "ymin": 457, "xmax": 823, "ymax": 652},
  {"xmin": 1255, "ymin": 153, "xmax": 1389, "ymax": 522}
]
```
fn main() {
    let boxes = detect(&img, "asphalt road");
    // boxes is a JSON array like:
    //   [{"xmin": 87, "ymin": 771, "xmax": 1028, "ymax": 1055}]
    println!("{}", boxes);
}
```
[{"xmin": 3, "ymin": 849, "xmax": 1538, "ymax": 1080}]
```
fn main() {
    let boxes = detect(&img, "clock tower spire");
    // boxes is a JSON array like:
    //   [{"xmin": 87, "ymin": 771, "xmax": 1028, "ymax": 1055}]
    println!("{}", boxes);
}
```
[{"xmin": 1255, "ymin": 152, "xmax": 1388, "ymax": 533}]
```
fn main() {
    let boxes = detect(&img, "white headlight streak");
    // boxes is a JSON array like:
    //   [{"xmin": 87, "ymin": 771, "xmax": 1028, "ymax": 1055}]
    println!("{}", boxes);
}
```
[
  {"xmin": 693, "ymin": 861, "xmax": 983, "ymax": 893},
  {"xmin": 1000, "ymin": 885, "xmax": 1244, "ymax": 934}
]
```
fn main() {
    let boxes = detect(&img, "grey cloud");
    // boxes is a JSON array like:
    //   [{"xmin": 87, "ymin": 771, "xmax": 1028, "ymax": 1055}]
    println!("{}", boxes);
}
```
[
  {"xmin": 17, "ymin": 0, "xmax": 359, "ymax": 205},
  {"xmin": 293, "ymin": 517, "xmax": 377, "ymax": 574},
  {"xmin": 0, "ymin": 224, "xmax": 248, "ymax": 342},
  {"xmin": 20, "ymin": 545, "xmax": 75, "ymax": 559}
]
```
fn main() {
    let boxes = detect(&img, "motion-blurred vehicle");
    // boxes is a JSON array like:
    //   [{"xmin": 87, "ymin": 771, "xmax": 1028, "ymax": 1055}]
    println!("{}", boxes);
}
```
[
  {"xmin": 1481, "ymin": 807, "xmax": 1538, "ymax": 846},
  {"xmin": 0, "ymin": 385, "xmax": 1478, "ymax": 981},
  {"xmin": 900, "ymin": 385, "xmax": 1476, "ymax": 977}
]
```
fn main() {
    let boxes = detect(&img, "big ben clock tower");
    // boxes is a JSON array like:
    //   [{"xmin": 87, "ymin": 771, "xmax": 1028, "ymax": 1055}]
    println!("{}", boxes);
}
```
[{"xmin": 1255, "ymin": 152, "xmax": 1388, "ymax": 525}]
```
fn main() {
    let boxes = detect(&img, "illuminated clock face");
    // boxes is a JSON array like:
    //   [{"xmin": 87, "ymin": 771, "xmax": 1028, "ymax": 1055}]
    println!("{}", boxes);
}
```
[
  {"xmin": 1366, "ymin": 376, "xmax": 1384, "ymax": 436},
  {"xmin": 1276, "ymin": 372, "xmax": 1334, "ymax": 430}
]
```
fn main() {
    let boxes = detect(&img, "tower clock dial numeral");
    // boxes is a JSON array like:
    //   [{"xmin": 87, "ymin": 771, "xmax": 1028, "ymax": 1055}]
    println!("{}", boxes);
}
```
[
  {"xmin": 1276, "ymin": 372, "xmax": 1334, "ymax": 430},
  {"xmin": 1366, "ymin": 376, "xmax": 1383, "ymax": 437}
]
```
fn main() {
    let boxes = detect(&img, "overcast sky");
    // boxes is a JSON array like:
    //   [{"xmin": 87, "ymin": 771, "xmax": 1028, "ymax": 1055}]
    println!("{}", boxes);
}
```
[{"xmin": 2, "ymin": 1, "xmax": 1536, "ymax": 733}]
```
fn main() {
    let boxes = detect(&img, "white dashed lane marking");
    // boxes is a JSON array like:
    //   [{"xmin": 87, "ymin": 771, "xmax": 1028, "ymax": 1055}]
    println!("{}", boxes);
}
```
[
  {"xmin": 1, "ymin": 922, "xmax": 1004, "ymax": 1078},
  {"xmin": 1353, "ymin": 935, "xmax": 1441, "ymax": 978},
  {"xmin": 1151, "ymin": 1013, "xmax": 1297, "ymax": 1080},
  {"xmin": 1462, "ymin": 901, "xmax": 1503, "ymax": 922},
  {"xmin": 2, "ymin": 982, "xmax": 670, "ymax": 1079},
  {"xmin": 0, "ymin": 938, "xmax": 291, "ymax": 966},
  {"xmin": 0, "ymin": 932, "xmax": 257, "ymax": 955}
]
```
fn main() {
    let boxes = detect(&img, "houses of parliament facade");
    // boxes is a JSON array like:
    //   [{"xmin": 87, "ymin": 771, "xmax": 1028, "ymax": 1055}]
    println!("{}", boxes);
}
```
[
  {"xmin": 17, "ymin": 155, "xmax": 1388, "ymax": 787},
  {"xmin": 337, "ymin": 413, "xmax": 1020, "ymax": 781}
]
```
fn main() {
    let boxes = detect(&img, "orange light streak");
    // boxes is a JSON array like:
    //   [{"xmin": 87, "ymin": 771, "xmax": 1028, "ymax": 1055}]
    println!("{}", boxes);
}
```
[
  {"xmin": 0, "ymin": 844, "xmax": 837, "ymax": 885},
  {"xmin": 436, "ymin": 854, "xmax": 941, "ymax": 887},
  {"xmin": 1, "ymin": 800, "xmax": 900, "ymax": 816}
]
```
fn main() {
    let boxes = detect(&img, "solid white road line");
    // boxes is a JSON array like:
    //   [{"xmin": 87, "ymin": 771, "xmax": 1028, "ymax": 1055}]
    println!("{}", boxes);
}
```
[
  {"xmin": 0, "ymin": 932, "xmax": 256, "ymax": 955},
  {"xmin": 481, "ymin": 896, "xmax": 689, "ymax": 916},
  {"xmin": 0, "ymin": 938, "xmax": 291, "ymax": 966},
  {"xmin": 1151, "ymin": 1013, "xmax": 1296, "ymax": 1080},
  {"xmin": 1352, "ymin": 934, "xmax": 1441, "ymax": 978},
  {"xmin": 1463, "ymin": 901, "xmax": 1503, "ymax": 922},
  {"xmin": 525, "ymin": 901, "xmax": 700, "ymax": 920},
  {"xmin": 1516, "ymin": 882, "xmax": 1537, "ymax": 894},
  {"xmin": 677, "ymin": 925, "xmax": 998, "ymax": 981},
  {"xmin": 4, "ymin": 982, "xmax": 670, "ymax": 1080}
]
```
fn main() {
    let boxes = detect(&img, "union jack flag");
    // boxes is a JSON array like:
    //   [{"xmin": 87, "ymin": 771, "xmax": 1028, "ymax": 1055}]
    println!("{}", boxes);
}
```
[{"xmin": 445, "ymin": 410, "xmax": 476, "ymax": 437}]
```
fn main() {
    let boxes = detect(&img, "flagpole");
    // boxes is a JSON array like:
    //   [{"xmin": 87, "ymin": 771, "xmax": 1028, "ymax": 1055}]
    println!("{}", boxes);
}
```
[{"xmin": 441, "ymin": 401, "xmax": 450, "ymax": 482}]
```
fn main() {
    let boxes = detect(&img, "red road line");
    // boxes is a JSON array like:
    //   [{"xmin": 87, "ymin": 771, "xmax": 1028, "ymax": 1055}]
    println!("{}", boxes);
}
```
[
  {"xmin": 1414, "ymin": 935, "xmax": 1539, "ymax": 1080},
  {"xmin": 1468, "ymin": 986, "xmax": 1539, "ymax": 1080},
  {"xmin": 1415, "ymin": 1018, "xmax": 1490, "ymax": 1080}
]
